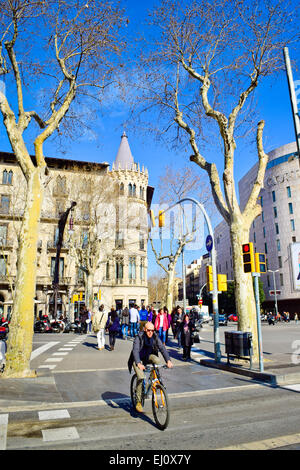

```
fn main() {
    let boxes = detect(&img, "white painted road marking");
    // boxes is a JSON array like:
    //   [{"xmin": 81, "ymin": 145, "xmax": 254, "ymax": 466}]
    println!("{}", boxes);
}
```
[
  {"xmin": 0, "ymin": 414, "xmax": 8, "ymax": 450},
  {"xmin": 282, "ymin": 383, "xmax": 300, "ymax": 392},
  {"xmin": 219, "ymin": 432, "xmax": 300, "ymax": 450},
  {"xmin": 30, "ymin": 342, "xmax": 60, "ymax": 360},
  {"xmin": 42, "ymin": 427, "xmax": 79, "ymax": 442},
  {"xmin": 38, "ymin": 409, "xmax": 70, "ymax": 421},
  {"xmin": 45, "ymin": 357, "xmax": 64, "ymax": 363},
  {"xmin": 38, "ymin": 365, "xmax": 57, "ymax": 370}
]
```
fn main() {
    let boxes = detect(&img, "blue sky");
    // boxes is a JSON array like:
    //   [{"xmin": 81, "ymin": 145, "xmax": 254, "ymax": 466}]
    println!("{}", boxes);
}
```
[{"xmin": 0, "ymin": 0, "xmax": 299, "ymax": 277}]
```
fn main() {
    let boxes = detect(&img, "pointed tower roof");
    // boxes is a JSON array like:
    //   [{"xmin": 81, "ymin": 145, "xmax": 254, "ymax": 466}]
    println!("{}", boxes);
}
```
[{"xmin": 114, "ymin": 131, "xmax": 134, "ymax": 170}]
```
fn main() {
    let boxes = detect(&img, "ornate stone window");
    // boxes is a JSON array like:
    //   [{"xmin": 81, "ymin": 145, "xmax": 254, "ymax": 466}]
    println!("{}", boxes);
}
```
[
  {"xmin": 129, "ymin": 256, "xmax": 136, "ymax": 282},
  {"xmin": 115, "ymin": 256, "xmax": 124, "ymax": 282},
  {"xmin": 2, "ymin": 170, "xmax": 13, "ymax": 185}
]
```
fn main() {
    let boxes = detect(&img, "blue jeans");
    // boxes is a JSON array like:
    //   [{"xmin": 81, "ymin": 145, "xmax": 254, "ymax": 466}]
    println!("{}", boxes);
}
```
[
  {"xmin": 159, "ymin": 327, "xmax": 166, "ymax": 344},
  {"xmin": 130, "ymin": 322, "xmax": 138, "ymax": 337},
  {"xmin": 122, "ymin": 324, "xmax": 128, "ymax": 338}
]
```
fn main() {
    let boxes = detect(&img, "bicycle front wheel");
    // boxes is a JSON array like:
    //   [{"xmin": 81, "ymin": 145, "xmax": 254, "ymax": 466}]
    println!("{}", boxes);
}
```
[{"xmin": 152, "ymin": 383, "xmax": 170, "ymax": 430}]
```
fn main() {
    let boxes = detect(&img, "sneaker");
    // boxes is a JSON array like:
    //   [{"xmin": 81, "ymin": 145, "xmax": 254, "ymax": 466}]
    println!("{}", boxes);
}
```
[{"xmin": 136, "ymin": 402, "xmax": 143, "ymax": 413}]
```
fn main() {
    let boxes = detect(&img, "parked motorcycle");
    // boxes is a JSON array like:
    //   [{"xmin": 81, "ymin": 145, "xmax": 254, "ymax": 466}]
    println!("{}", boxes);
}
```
[
  {"xmin": 69, "ymin": 319, "xmax": 80, "ymax": 333},
  {"xmin": 0, "ymin": 318, "xmax": 9, "ymax": 334},
  {"xmin": 34, "ymin": 318, "xmax": 52, "ymax": 333}
]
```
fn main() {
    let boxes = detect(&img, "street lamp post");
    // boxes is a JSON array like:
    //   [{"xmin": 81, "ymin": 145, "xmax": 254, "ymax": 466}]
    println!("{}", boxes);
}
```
[
  {"xmin": 268, "ymin": 269, "xmax": 279, "ymax": 317},
  {"xmin": 155, "ymin": 197, "xmax": 221, "ymax": 362}
]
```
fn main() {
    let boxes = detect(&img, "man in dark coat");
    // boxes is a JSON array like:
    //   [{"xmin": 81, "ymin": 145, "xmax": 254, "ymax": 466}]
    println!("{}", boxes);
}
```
[{"xmin": 128, "ymin": 322, "xmax": 173, "ymax": 412}]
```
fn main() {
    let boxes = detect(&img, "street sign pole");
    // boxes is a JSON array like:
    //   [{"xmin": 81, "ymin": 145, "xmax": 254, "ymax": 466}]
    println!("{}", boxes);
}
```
[
  {"xmin": 252, "ymin": 272, "xmax": 264, "ymax": 372},
  {"xmin": 211, "ymin": 243, "xmax": 221, "ymax": 362}
]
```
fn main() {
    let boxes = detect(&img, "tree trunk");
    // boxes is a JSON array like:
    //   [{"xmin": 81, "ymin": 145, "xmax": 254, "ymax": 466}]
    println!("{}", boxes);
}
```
[
  {"xmin": 230, "ymin": 218, "xmax": 259, "ymax": 363},
  {"xmin": 3, "ymin": 169, "xmax": 43, "ymax": 378},
  {"xmin": 85, "ymin": 271, "xmax": 95, "ymax": 312},
  {"xmin": 166, "ymin": 265, "xmax": 175, "ymax": 313}
]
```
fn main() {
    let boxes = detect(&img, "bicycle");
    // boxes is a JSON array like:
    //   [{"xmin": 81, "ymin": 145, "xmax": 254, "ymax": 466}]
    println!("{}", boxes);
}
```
[{"xmin": 130, "ymin": 363, "xmax": 170, "ymax": 430}]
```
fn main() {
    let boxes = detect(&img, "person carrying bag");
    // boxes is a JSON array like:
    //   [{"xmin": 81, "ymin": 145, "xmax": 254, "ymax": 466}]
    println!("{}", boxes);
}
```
[{"xmin": 92, "ymin": 304, "xmax": 108, "ymax": 350}]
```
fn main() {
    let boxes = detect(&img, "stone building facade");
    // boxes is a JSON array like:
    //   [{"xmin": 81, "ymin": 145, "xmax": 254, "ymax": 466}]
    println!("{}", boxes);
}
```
[
  {"xmin": 0, "ymin": 132, "xmax": 150, "ymax": 319},
  {"xmin": 215, "ymin": 141, "xmax": 300, "ymax": 313},
  {"xmin": 179, "ymin": 142, "xmax": 300, "ymax": 314}
]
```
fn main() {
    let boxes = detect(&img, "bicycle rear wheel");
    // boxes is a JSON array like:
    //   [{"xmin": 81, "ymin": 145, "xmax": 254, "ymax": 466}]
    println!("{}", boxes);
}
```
[
  {"xmin": 130, "ymin": 374, "xmax": 144, "ymax": 409},
  {"xmin": 152, "ymin": 383, "xmax": 170, "ymax": 430}
]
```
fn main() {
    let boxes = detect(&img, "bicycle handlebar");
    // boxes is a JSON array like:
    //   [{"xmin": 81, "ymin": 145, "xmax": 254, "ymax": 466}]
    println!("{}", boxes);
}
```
[{"xmin": 144, "ymin": 364, "xmax": 169, "ymax": 372}]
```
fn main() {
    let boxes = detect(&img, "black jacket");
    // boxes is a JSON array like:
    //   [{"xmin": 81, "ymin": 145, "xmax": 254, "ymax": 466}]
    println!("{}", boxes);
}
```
[
  {"xmin": 178, "ymin": 321, "xmax": 195, "ymax": 347},
  {"xmin": 128, "ymin": 331, "xmax": 170, "ymax": 373}
]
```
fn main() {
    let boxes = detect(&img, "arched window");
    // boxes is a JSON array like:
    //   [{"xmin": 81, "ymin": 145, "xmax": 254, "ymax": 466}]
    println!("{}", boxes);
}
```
[
  {"xmin": 132, "ymin": 184, "xmax": 136, "ymax": 197},
  {"xmin": 2, "ymin": 170, "xmax": 12, "ymax": 184},
  {"xmin": 106, "ymin": 261, "xmax": 110, "ymax": 280},
  {"xmin": 128, "ymin": 183, "xmax": 133, "ymax": 197},
  {"xmin": 7, "ymin": 171, "xmax": 13, "ymax": 184},
  {"xmin": 120, "ymin": 183, "xmax": 124, "ymax": 195}
]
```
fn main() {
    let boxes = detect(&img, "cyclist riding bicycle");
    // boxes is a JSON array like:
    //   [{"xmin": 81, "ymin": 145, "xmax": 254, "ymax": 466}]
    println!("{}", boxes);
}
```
[{"xmin": 128, "ymin": 321, "xmax": 173, "ymax": 413}]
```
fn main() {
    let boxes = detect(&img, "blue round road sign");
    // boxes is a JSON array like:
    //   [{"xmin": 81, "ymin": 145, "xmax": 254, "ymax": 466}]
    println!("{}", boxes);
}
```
[{"xmin": 206, "ymin": 235, "xmax": 213, "ymax": 252}]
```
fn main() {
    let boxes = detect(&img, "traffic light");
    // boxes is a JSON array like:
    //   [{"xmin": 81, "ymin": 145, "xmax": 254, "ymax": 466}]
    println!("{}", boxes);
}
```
[
  {"xmin": 158, "ymin": 210, "xmax": 165, "ymax": 228},
  {"xmin": 217, "ymin": 274, "xmax": 227, "ymax": 291},
  {"xmin": 149, "ymin": 210, "xmax": 156, "ymax": 227},
  {"xmin": 255, "ymin": 253, "xmax": 266, "ymax": 274},
  {"xmin": 242, "ymin": 242, "xmax": 255, "ymax": 273},
  {"xmin": 206, "ymin": 265, "xmax": 213, "ymax": 292}
]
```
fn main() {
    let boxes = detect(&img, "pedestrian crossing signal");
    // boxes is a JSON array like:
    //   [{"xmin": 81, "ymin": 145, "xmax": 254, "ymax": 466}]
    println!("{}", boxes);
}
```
[
  {"xmin": 255, "ymin": 253, "xmax": 266, "ymax": 274},
  {"xmin": 242, "ymin": 243, "xmax": 255, "ymax": 273}
]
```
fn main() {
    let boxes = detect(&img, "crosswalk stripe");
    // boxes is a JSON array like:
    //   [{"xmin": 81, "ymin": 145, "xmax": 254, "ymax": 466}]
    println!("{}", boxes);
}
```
[
  {"xmin": 42, "ymin": 427, "xmax": 79, "ymax": 442},
  {"xmin": 0, "ymin": 414, "xmax": 8, "ymax": 450},
  {"xmin": 30, "ymin": 342, "xmax": 60, "ymax": 360},
  {"xmin": 38, "ymin": 409, "xmax": 70, "ymax": 421},
  {"xmin": 45, "ymin": 357, "xmax": 64, "ymax": 363}
]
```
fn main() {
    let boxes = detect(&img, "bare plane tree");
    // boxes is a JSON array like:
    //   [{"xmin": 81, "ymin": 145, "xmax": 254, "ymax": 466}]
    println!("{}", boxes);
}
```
[
  {"xmin": 0, "ymin": 0, "xmax": 126, "ymax": 377},
  {"xmin": 133, "ymin": 0, "xmax": 299, "ymax": 362}
]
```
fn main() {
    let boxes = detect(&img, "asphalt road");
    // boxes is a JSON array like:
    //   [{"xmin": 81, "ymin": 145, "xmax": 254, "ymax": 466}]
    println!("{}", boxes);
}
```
[{"xmin": 2, "ymin": 321, "xmax": 300, "ymax": 451}]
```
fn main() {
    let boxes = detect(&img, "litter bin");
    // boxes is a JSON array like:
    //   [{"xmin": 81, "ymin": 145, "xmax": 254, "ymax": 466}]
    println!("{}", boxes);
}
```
[
  {"xmin": 224, "ymin": 331, "xmax": 234, "ymax": 355},
  {"xmin": 225, "ymin": 331, "xmax": 253, "ymax": 368},
  {"xmin": 232, "ymin": 331, "xmax": 252, "ymax": 356}
]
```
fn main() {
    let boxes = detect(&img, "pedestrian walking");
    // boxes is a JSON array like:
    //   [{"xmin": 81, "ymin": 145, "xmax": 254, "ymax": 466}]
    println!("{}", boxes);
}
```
[
  {"xmin": 121, "ymin": 306, "xmax": 130, "ymax": 339},
  {"xmin": 174, "ymin": 306, "xmax": 183, "ymax": 347},
  {"xmin": 163, "ymin": 306, "xmax": 172, "ymax": 344},
  {"xmin": 79, "ymin": 306, "xmax": 89, "ymax": 334},
  {"xmin": 129, "ymin": 304, "xmax": 140, "ymax": 337},
  {"xmin": 86, "ymin": 308, "xmax": 92, "ymax": 334},
  {"xmin": 92, "ymin": 304, "xmax": 108, "ymax": 350},
  {"xmin": 106, "ymin": 308, "xmax": 120, "ymax": 351},
  {"xmin": 139, "ymin": 304, "xmax": 148, "ymax": 331},
  {"xmin": 178, "ymin": 313, "xmax": 195, "ymax": 361},
  {"xmin": 154, "ymin": 308, "xmax": 169, "ymax": 346},
  {"xmin": 295, "ymin": 313, "xmax": 298, "ymax": 324}
]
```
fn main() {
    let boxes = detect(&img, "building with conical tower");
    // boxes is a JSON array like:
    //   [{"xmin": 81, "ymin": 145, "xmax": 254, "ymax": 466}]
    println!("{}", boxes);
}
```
[
  {"xmin": 104, "ymin": 131, "xmax": 150, "ymax": 311},
  {"xmin": 0, "ymin": 132, "xmax": 151, "ymax": 321}
]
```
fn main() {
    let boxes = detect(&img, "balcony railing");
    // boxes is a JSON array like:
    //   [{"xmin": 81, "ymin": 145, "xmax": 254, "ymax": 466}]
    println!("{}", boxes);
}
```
[{"xmin": 47, "ymin": 240, "xmax": 69, "ymax": 251}]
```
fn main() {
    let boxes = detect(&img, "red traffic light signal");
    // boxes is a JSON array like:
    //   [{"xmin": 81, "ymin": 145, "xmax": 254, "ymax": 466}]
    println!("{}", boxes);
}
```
[{"xmin": 242, "ymin": 242, "xmax": 255, "ymax": 273}]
